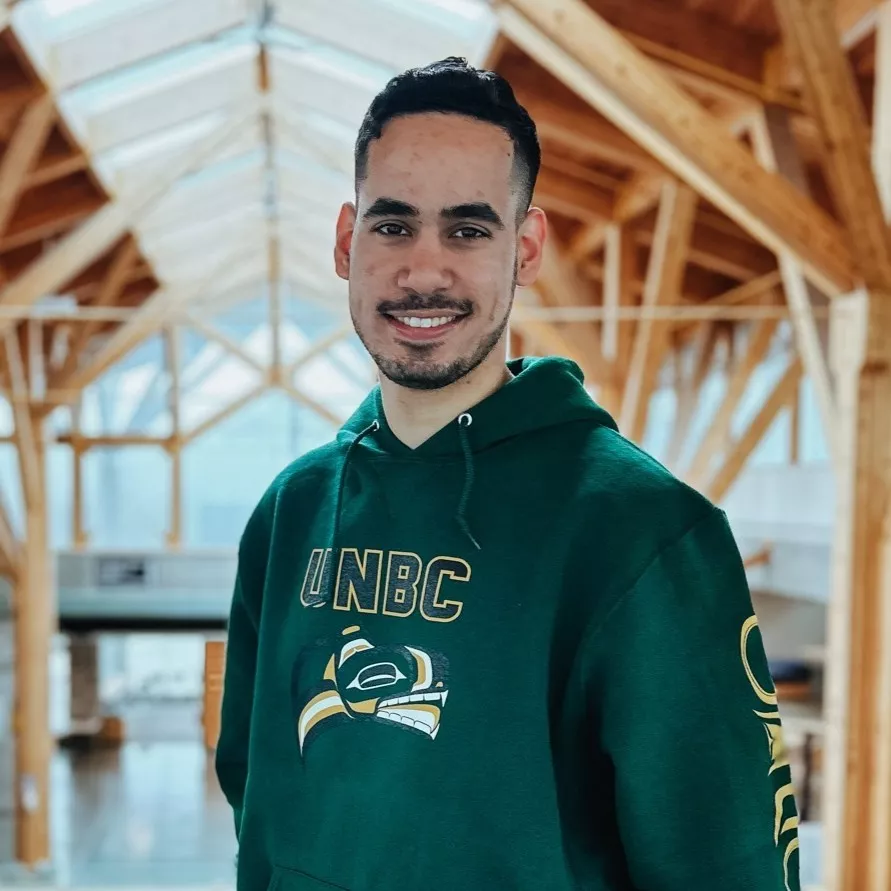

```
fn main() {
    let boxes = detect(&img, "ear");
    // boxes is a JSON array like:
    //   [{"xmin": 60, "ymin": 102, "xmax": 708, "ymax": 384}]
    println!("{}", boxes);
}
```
[
  {"xmin": 515, "ymin": 206, "xmax": 548, "ymax": 288},
  {"xmin": 334, "ymin": 202, "xmax": 357, "ymax": 281}
]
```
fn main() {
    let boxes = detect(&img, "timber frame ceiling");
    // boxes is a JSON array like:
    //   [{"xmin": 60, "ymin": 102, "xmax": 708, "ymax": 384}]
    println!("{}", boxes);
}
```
[{"xmin": 0, "ymin": 0, "xmax": 881, "ymax": 443}]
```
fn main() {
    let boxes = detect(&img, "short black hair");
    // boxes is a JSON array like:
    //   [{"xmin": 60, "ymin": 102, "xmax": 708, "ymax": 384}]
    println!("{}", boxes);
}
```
[{"xmin": 354, "ymin": 57, "xmax": 540, "ymax": 222}]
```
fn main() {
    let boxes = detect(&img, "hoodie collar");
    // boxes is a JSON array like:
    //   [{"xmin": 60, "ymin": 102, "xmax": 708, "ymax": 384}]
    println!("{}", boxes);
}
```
[{"xmin": 337, "ymin": 355, "xmax": 617, "ymax": 459}]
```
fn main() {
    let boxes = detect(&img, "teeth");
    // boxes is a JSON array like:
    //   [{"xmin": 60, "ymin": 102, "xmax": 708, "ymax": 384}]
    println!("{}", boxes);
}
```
[
  {"xmin": 378, "ymin": 709, "xmax": 439, "ymax": 734},
  {"xmin": 397, "ymin": 316, "xmax": 454, "ymax": 328},
  {"xmin": 380, "ymin": 691, "xmax": 447, "ymax": 707}
]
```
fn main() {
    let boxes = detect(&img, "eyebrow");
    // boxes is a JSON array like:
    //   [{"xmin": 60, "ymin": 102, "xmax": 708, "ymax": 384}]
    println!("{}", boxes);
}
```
[
  {"xmin": 441, "ymin": 203, "xmax": 505, "ymax": 230},
  {"xmin": 361, "ymin": 197, "xmax": 505, "ymax": 229},
  {"xmin": 361, "ymin": 198, "xmax": 420, "ymax": 220}
]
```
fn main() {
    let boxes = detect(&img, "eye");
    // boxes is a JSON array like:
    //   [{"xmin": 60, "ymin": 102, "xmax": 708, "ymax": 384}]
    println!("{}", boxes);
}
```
[
  {"xmin": 373, "ymin": 222, "xmax": 411, "ymax": 237},
  {"xmin": 451, "ymin": 227, "xmax": 490, "ymax": 240}
]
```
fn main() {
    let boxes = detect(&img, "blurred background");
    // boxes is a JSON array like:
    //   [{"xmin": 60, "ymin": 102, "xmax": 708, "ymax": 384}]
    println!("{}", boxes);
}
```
[{"xmin": 0, "ymin": 0, "xmax": 886, "ymax": 889}]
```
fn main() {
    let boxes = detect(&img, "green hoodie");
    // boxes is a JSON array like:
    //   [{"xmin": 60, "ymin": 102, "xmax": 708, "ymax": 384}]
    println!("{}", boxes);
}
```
[{"xmin": 216, "ymin": 355, "xmax": 800, "ymax": 891}]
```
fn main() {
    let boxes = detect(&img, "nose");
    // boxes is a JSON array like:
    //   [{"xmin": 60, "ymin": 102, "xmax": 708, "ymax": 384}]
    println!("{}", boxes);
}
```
[{"xmin": 395, "ymin": 231, "xmax": 455, "ymax": 294}]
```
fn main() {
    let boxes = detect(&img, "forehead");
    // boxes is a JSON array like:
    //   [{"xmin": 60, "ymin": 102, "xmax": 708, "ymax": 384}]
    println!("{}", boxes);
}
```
[{"xmin": 360, "ymin": 112, "xmax": 516, "ymax": 209}]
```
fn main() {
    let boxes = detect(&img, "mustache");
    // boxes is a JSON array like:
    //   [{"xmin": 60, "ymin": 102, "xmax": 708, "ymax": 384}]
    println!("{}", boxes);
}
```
[{"xmin": 377, "ymin": 294, "xmax": 474, "ymax": 315}]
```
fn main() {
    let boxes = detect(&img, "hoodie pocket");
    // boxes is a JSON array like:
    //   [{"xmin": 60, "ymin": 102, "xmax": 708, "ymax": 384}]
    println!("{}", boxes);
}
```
[{"xmin": 269, "ymin": 865, "xmax": 351, "ymax": 891}]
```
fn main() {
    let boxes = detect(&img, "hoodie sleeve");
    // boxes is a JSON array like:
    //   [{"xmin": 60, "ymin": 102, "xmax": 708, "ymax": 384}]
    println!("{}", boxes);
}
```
[
  {"xmin": 214, "ymin": 497, "xmax": 271, "ymax": 841},
  {"xmin": 587, "ymin": 506, "xmax": 800, "ymax": 891}
]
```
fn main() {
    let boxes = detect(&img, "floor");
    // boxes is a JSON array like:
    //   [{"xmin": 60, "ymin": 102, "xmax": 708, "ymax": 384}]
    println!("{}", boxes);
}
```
[
  {"xmin": 3, "ymin": 697, "xmax": 825, "ymax": 890},
  {"xmin": 50, "ymin": 699, "xmax": 236, "ymax": 889}
]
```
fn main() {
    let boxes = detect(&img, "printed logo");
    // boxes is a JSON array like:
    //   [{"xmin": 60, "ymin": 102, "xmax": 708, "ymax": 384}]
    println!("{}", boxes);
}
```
[
  {"xmin": 741, "ymin": 615, "xmax": 800, "ymax": 891},
  {"xmin": 292, "ymin": 625, "xmax": 449, "ymax": 757}
]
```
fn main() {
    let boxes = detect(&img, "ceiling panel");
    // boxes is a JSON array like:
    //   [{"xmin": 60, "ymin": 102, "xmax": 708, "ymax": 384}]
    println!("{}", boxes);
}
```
[
  {"xmin": 268, "ymin": 43, "xmax": 381, "ymax": 129},
  {"xmin": 276, "ymin": 0, "xmax": 496, "ymax": 73},
  {"xmin": 60, "ymin": 39, "xmax": 259, "ymax": 154},
  {"xmin": 42, "ymin": 0, "xmax": 252, "ymax": 89}
]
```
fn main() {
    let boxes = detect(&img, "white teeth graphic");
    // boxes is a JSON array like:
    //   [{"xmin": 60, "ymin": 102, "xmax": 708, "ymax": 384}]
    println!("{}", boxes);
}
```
[
  {"xmin": 379, "ymin": 691, "xmax": 447, "ymax": 708},
  {"xmin": 378, "ymin": 709, "xmax": 439, "ymax": 734}
]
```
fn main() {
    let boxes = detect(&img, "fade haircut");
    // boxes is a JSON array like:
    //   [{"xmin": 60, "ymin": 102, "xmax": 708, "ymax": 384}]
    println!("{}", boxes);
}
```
[{"xmin": 354, "ymin": 57, "xmax": 540, "ymax": 224}]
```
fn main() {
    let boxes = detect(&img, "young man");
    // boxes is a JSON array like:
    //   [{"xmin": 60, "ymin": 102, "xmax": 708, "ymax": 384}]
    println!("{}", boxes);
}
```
[{"xmin": 216, "ymin": 58, "xmax": 801, "ymax": 891}]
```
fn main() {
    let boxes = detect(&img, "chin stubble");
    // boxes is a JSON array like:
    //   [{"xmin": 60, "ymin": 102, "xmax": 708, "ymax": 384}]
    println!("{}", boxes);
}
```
[{"xmin": 352, "ymin": 261, "xmax": 518, "ymax": 392}]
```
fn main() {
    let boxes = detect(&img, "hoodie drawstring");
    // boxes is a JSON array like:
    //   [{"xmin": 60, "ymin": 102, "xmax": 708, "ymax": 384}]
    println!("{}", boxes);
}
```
[
  {"xmin": 456, "ymin": 412, "xmax": 481, "ymax": 551},
  {"xmin": 326, "ymin": 419, "xmax": 380, "ymax": 604}
]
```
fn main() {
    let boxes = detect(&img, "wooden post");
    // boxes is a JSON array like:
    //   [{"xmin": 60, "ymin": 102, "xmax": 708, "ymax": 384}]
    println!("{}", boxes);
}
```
[
  {"xmin": 268, "ymin": 234, "xmax": 283, "ymax": 385},
  {"xmin": 71, "ymin": 399, "xmax": 87, "ymax": 550},
  {"xmin": 13, "ymin": 406, "xmax": 51, "ymax": 867},
  {"xmin": 770, "ymin": 0, "xmax": 891, "ymax": 886},
  {"xmin": 822, "ymin": 291, "xmax": 891, "ymax": 891},
  {"xmin": 619, "ymin": 179, "xmax": 696, "ymax": 442},
  {"xmin": 203, "ymin": 640, "xmax": 225, "ymax": 750},
  {"xmin": 164, "ymin": 326, "xmax": 182, "ymax": 549},
  {"xmin": 72, "ymin": 445, "xmax": 86, "ymax": 550}
]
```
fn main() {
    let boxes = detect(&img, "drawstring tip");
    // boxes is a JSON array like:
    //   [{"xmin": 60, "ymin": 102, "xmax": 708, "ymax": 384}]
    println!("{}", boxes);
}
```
[{"xmin": 458, "ymin": 518, "xmax": 482, "ymax": 551}]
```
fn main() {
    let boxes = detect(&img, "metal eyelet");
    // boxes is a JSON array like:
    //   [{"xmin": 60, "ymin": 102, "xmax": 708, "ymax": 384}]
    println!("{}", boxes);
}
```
[{"xmin": 458, "ymin": 413, "xmax": 472, "ymax": 427}]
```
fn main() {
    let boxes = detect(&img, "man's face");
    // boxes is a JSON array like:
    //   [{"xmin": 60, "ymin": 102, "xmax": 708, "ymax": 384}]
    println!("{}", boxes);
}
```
[{"xmin": 334, "ymin": 112, "xmax": 546, "ymax": 390}]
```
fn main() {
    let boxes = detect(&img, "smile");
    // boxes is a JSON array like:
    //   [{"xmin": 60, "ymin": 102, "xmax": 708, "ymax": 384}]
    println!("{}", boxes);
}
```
[
  {"xmin": 383, "ymin": 312, "xmax": 469, "ymax": 340},
  {"xmin": 395, "ymin": 316, "xmax": 456, "ymax": 329}
]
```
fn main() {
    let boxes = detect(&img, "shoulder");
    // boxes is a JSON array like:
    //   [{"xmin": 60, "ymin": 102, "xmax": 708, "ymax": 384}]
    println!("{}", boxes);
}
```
[
  {"xmin": 578, "ymin": 423, "xmax": 713, "ymax": 522},
  {"xmin": 567, "ymin": 423, "xmax": 718, "ymax": 585}
]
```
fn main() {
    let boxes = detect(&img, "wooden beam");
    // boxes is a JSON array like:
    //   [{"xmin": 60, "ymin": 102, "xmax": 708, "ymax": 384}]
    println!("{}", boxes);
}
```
[
  {"xmin": 164, "ymin": 325, "xmax": 182, "ymax": 548},
  {"xmin": 508, "ymin": 78, "xmax": 665, "ymax": 173},
  {"xmin": 665, "ymin": 321, "xmax": 722, "ymax": 469},
  {"xmin": 635, "ymin": 217, "xmax": 777, "ymax": 281},
  {"xmin": 49, "ymin": 238, "xmax": 141, "ymax": 389},
  {"xmin": 686, "ymin": 317, "xmax": 779, "ymax": 486},
  {"xmin": 278, "ymin": 379, "xmax": 345, "ymax": 429},
  {"xmin": 25, "ymin": 149, "xmax": 88, "ymax": 190},
  {"xmin": 283, "ymin": 326, "xmax": 353, "ymax": 377},
  {"xmin": 0, "ymin": 111, "xmax": 249, "ymax": 338},
  {"xmin": 789, "ymin": 378, "xmax": 800, "ymax": 464},
  {"xmin": 774, "ymin": 0, "xmax": 891, "ymax": 292},
  {"xmin": 13, "ymin": 407, "xmax": 49, "ymax": 866},
  {"xmin": 598, "ymin": 222, "xmax": 638, "ymax": 414},
  {"xmin": 48, "ymin": 249, "xmax": 252, "ymax": 404},
  {"xmin": 568, "ymin": 173, "xmax": 666, "ymax": 262},
  {"xmin": 748, "ymin": 106, "xmax": 839, "ymax": 465},
  {"xmin": 536, "ymin": 233, "xmax": 616, "ymax": 385},
  {"xmin": 510, "ymin": 302, "xmax": 809, "ymax": 323},
  {"xmin": 704, "ymin": 357, "xmax": 803, "ymax": 502},
  {"xmin": 584, "ymin": 0, "xmax": 800, "ymax": 108},
  {"xmin": 0, "ymin": 93, "xmax": 55, "ymax": 237},
  {"xmin": 3, "ymin": 330, "xmax": 39, "ymax": 511},
  {"xmin": 57, "ymin": 433, "xmax": 171, "ymax": 448},
  {"xmin": 497, "ymin": 0, "xmax": 858, "ymax": 296},
  {"xmin": 185, "ymin": 316, "xmax": 266, "ymax": 375},
  {"xmin": 534, "ymin": 167, "xmax": 615, "ymax": 222},
  {"xmin": 619, "ymin": 180, "xmax": 696, "ymax": 442},
  {"xmin": 0, "ymin": 484, "xmax": 20, "ymax": 580},
  {"xmin": 873, "ymin": 2, "xmax": 891, "ymax": 221},
  {"xmin": 838, "ymin": 0, "xmax": 884, "ymax": 46},
  {"xmin": 268, "ymin": 233, "xmax": 283, "ymax": 381},
  {"xmin": 181, "ymin": 383, "xmax": 266, "ymax": 447},
  {"xmin": 0, "ymin": 181, "xmax": 103, "ymax": 252},
  {"xmin": 820, "ymin": 290, "xmax": 891, "ymax": 891},
  {"xmin": 769, "ymin": 7, "xmax": 891, "ymax": 880}
]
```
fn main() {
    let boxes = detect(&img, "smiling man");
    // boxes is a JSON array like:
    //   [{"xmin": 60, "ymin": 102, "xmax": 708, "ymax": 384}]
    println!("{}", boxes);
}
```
[{"xmin": 216, "ymin": 58, "xmax": 800, "ymax": 891}]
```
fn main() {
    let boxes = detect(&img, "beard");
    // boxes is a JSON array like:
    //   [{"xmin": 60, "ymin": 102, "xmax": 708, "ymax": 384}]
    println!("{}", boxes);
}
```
[{"xmin": 351, "ymin": 289, "xmax": 514, "ymax": 391}]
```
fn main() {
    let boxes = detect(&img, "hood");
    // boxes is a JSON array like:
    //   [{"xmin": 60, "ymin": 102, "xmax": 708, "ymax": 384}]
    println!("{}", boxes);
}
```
[
  {"xmin": 326, "ymin": 356, "xmax": 617, "ymax": 555},
  {"xmin": 336, "ymin": 355, "xmax": 618, "ymax": 459}
]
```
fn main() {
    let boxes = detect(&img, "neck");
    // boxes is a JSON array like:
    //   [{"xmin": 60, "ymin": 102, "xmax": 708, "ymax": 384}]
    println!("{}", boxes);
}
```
[{"xmin": 380, "ymin": 347, "xmax": 513, "ymax": 449}]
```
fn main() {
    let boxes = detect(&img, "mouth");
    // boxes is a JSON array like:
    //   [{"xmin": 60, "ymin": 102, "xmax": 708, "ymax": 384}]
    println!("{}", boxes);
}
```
[
  {"xmin": 381, "ymin": 311, "xmax": 470, "ymax": 342},
  {"xmin": 376, "ymin": 691, "xmax": 448, "ymax": 738}
]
